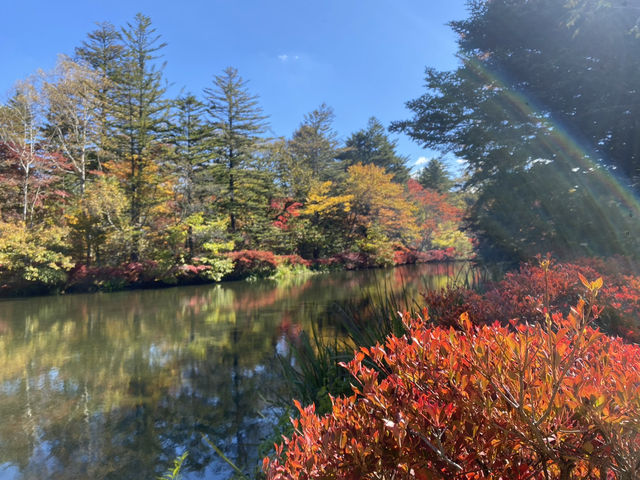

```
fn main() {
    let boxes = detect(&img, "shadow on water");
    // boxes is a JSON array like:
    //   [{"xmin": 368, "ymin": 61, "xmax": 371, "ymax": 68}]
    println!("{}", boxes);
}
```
[{"xmin": 0, "ymin": 262, "xmax": 478, "ymax": 479}]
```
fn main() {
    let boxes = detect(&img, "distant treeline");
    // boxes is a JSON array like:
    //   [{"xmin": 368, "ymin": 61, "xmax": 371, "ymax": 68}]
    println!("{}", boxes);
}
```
[{"xmin": 0, "ymin": 14, "xmax": 470, "ymax": 294}]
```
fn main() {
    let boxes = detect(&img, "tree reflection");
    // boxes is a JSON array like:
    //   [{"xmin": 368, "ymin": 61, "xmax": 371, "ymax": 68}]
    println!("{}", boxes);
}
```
[{"xmin": 0, "ymin": 263, "xmax": 472, "ymax": 479}]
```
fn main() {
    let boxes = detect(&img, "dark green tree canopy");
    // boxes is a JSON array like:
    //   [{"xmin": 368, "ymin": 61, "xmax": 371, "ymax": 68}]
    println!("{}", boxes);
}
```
[
  {"xmin": 288, "ymin": 103, "xmax": 341, "ymax": 181},
  {"xmin": 392, "ymin": 0, "xmax": 640, "ymax": 261},
  {"xmin": 75, "ymin": 22, "xmax": 123, "ymax": 81},
  {"xmin": 167, "ymin": 94, "xmax": 210, "ymax": 219},
  {"xmin": 416, "ymin": 158, "xmax": 453, "ymax": 193},
  {"xmin": 113, "ymin": 12, "xmax": 168, "ymax": 159},
  {"xmin": 108, "ymin": 13, "xmax": 170, "ymax": 259},
  {"xmin": 74, "ymin": 22, "xmax": 124, "ymax": 165},
  {"xmin": 204, "ymin": 67, "xmax": 270, "ymax": 234},
  {"xmin": 339, "ymin": 117, "xmax": 409, "ymax": 183}
]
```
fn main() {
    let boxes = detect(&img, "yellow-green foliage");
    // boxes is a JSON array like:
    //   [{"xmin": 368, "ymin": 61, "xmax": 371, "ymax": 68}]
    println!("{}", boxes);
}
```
[
  {"xmin": 0, "ymin": 221, "xmax": 73, "ymax": 286},
  {"xmin": 182, "ymin": 213, "xmax": 235, "ymax": 281},
  {"xmin": 302, "ymin": 180, "xmax": 353, "ymax": 216},
  {"xmin": 431, "ymin": 221, "xmax": 474, "ymax": 258},
  {"xmin": 65, "ymin": 177, "xmax": 132, "ymax": 263},
  {"xmin": 167, "ymin": 213, "xmax": 234, "ymax": 259},
  {"xmin": 345, "ymin": 163, "xmax": 420, "ymax": 244},
  {"xmin": 356, "ymin": 224, "xmax": 395, "ymax": 266}
]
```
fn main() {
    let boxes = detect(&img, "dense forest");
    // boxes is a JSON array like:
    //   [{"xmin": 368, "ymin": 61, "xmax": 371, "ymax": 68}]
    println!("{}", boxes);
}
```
[{"xmin": 0, "ymin": 14, "xmax": 472, "ymax": 295}]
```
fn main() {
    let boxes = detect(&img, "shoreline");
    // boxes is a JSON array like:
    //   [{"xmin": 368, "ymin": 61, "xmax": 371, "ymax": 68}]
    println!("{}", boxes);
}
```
[{"xmin": 0, "ymin": 255, "xmax": 470, "ymax": 299}]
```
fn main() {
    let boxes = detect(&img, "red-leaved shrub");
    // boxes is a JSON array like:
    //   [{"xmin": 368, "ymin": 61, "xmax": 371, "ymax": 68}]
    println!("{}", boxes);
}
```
[
  {"xmin": 66, "ymin": 261, "xmax": 161, "ymax": 291},
  {"xmin": 227, "ymin": 250, "xmax": 280, "ymax": 279},
  {"xmin": 265, "ymin": 280, "xmax": 640, "ymax": 479},
  {"xmin": 422, "ymin": 257, "xmax": 640, "ymax": 341}
]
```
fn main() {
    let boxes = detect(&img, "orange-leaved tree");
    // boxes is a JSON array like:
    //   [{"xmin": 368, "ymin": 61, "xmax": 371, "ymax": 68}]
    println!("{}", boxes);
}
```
[
  {"xmin": 344, "ymin": 163, "xmax": 419, "ymax": 242},
  {"xmin": 407, "ymin": 178, "xmax": 472, "ymax": 257},
  {"xmin": 264, "ymin": 277, "xmax": 640, "ymax": 479}
]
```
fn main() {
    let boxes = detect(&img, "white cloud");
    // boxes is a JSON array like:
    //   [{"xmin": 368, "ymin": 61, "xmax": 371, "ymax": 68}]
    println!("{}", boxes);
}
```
[
  {"xmin": 415, "ymin": 156, "xmax": 429, "ymax": 166},
  {"xmin": 277, "ymin": 53, "xmax": 302, "ymax": 63}
]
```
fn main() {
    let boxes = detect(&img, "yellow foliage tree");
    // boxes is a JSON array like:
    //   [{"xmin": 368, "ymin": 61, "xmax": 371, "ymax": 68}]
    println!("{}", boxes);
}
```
[
  {"xmin": 65, "ymin": 176, "xmax": 131, "ymax": 265},
  {"xmin": 0, "ymin": 221, "xmax": 73, "ymax": 288},
  {"xmin": 344, "ymin": 163, "xmax": 419, "ymax": 246},
  {"xmin": 104, "ymin": 151, "xmax": 176, "ymax": 261},
  {"xmin": 297, "ymin": 180, "xmax": 354, "ymax": 257},
  {"xmin": 301, "ymin": 180, "xmax": 353, "ymax": 217}
]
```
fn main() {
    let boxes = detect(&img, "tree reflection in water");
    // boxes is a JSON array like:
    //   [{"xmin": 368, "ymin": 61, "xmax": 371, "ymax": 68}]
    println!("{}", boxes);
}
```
[{"xmin": 0, "ymin": 263, "xmax": 475, "ymax": 479}]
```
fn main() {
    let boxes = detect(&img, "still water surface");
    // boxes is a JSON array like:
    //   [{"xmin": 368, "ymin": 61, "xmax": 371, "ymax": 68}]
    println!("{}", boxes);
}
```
[{"xmin": 0, "ymin": 263, "xmax": 474, "ymax": 479}]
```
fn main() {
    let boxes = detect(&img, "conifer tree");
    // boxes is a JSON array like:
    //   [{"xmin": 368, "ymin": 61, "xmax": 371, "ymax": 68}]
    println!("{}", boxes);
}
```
[
  {"xmin": 167, "ymin": 94, "xmax": 210, "ymax": 256},
  {"xmin": 416, "ymin": 158, "xmax": 454, "ymax": 193},
  {"xmin": 289, "ymin": 103, "xmax": 341, "ymax": 181},
  {"xmin": 392, "ymin": 0, "xmax": 640, "ymax": 261},
  {"xmin": 74, "ymin": 22, "xmax": 123, "ymax": 167},
  {"xmin": 203, "ymin": 67, "xmax": 269, "ymax": 234},
  {"xmin": 339, "ymin": 117, "xmax": 409, "ymax": 183},
  {"xmin": 109, "ymin": 13, "xmax": 170, "ymax": 260}
]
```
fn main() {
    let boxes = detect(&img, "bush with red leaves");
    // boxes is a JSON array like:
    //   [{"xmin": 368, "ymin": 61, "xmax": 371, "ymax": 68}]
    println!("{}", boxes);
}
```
[
  {"xmin": 421, "ymin": 257, "xmax": 640, "ymax": 342},
  {"xmin": 66, "ymin": 261, "xmax": 162, "ymax": 291},
  {"xmin": 279, "ymin": 255, "xmax": 312, "ymax": 268},
  {"xmin": 264, "ymin": 279, "xmax": 640, "ymax": 479},
  {"xmin": 227, "ymin": 250, "xmax": 280, "ymax": 279}
]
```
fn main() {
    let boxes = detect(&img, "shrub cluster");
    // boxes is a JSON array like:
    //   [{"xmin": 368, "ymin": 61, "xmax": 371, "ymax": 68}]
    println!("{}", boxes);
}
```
[
  {"xmin": 265, "ymin": 260, "xmax": 640, "ymax": 479},
  {"xmin": 226, "ymin": 250, "xmax": 312, "ymax": 280},
  {"xmin": 422, "ymin": 257, "xmax": 640, "ymax": 342},
  {"xmin": 66, "ymin": 261, "xmax": 163, "ymax": 292},
  {"xmin": 314, "ymin": 248, "xmax": 458, "ymax": 271}
]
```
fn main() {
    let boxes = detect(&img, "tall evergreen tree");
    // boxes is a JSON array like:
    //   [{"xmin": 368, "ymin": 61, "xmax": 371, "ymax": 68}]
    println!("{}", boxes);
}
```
[
  {"xmin": 75, "ymin": 22, "xmax": 124, "ymax": 80},
  {"xmin": 339, "ymin": 117, "xmax": 409, "ymax": 183},
  {"xmin": 168, "ymin": 95, "xmax": 208, "ymax": 214},
  {"xmin": 264, "ymin": 138, "xmax": 313, "ymax": 202},
  {"xmin": 109, "ymin": 13, "xmax": 170, "ymax": 260},
  {"xmin": 203, "ymin": 67, "xmax": 269, "ymax": 234},
  {"xmin": 392, "ymin": 0, "xmax": 640, "ymax": 261},
  {"xmin": 416, "ymin": 158, "xmax": 453, "ymax": 193},
  {"xmin": 289, "ymin": 103, "xmax": 341, "ymax": 181},
  {"xmin": 74, "ymin": 22, "xmax": 124, "ymax": 168},
  {"xmin": 167, "ymin": 94, "xmax": 210, "ymax": 256}
]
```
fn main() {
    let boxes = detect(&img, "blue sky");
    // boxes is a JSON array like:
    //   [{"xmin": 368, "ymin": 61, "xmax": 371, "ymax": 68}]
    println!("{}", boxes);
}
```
[{"xmin": 0, "ymin": 0, "xmax": 468, "ymax": 173}]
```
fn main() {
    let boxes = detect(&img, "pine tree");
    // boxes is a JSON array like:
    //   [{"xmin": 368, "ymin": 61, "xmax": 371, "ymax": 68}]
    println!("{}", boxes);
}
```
[
  {"xmin": 416, "ymin": 158, "xmax": 453, "ymax": 193},
  {"xmin": 109, "ymin": 13, "xmax": 170, "ymax": 260},
  {"xmin": 167, "ymin": 94, "xmax": 210, "ymax": 256},
  {"xmin": 391, "ymin": 0, "xmax": 640, "ymax": 260},
  {"xmin": 203, "ymin": 67, "xmax": 269, "ymax": 234},
  {"xmin": 339, "ymin": 117, "xmax": 409, "ymax": 183},
  {"xmin": 289, "ymin": 103, "xmax": 341, "ymax": 181},
  {"xmin": 74, "ymin": 22, "xmax": 124, "ymax": 168}
]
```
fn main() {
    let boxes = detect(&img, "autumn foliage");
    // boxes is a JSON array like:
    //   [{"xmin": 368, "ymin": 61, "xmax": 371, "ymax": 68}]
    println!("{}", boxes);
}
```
[
  {"xmin": 422, "ymin": 257, "xmax": 640, "ymax": 342},
  {"xmin": 0, "ymin": 16, "xmax": 475, "ymax": 296},
  {"xmin": 264, "ymin": 272, "xmax": 640, "ymax": 479},
  {"xmin": 225, "ymin": 250, "xmax": 312, "ymax": 279}
]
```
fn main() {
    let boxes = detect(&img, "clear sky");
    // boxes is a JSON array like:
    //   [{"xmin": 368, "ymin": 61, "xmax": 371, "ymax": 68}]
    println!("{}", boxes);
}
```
[{"xmin": 0, "ymin": 0, "xmax": 468, "ymax": 172}]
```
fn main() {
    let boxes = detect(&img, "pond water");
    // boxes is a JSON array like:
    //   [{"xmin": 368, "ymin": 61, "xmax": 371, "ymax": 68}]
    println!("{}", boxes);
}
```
[{"xmin": 0, "ymin": 263, "xmax": 477, "ymax": 480}]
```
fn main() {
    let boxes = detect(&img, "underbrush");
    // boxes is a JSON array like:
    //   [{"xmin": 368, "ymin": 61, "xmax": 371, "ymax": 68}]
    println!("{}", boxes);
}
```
[
  {"xmin": 266, "ymin": 256, "xmax": 640, "ymax": 479},
  {"xmin": 0, "ymin": 246, "xmax": 468, "ymax": 296}
]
